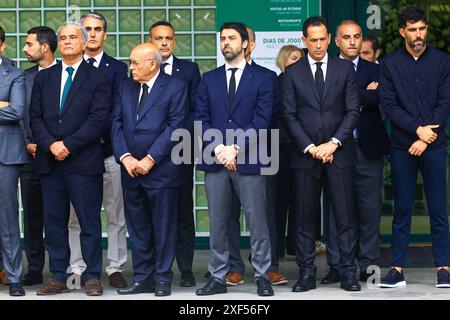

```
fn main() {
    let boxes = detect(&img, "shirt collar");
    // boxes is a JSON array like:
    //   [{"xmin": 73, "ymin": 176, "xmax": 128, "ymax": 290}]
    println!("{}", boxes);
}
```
[
  {"xmin": 143, "ymin": 70, "xmax": 160, "ymax": 89},
  {"xmin": 61, "ymin": 58, "xmax": 83, "ymax": 73},
  {"xmin": 0, "ymin": 57, "xmax": 2, "ymax": 65},
  {"xmin": 83, "ymin": 51, "xmax": 104, "ymax": 65},
  {"xmin": 38, "ymin": 59, "xmax": 57, "ymax": 72},
  {"xmin": 225, "ymin": 58, "xmax": 247, "ymax": 72},
  {"xmin": 308, "ymin": 53, "xmax": 328, "ymax": 67},
  {"xmin": 339, "ymin": 54, "xmax": 359, "ymax": 68},
  {"xmin": 163, "ymin": 55, "xmax": 174, "ymax": 66}
]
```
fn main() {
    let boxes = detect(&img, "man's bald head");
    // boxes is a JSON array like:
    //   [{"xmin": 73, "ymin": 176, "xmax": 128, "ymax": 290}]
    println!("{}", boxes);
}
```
[{"xmin": 129, "ymin": 43, "xmax": 163, "ymax": 83}]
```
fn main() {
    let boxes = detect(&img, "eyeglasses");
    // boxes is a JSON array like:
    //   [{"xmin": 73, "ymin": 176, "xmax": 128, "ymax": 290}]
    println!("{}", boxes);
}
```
[{"xmin": 129, "ymin": 58, "xmax": 156, "ymax": 67}]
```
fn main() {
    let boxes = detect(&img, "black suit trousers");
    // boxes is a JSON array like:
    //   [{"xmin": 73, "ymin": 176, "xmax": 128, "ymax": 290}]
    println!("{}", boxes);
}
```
[{"xmin": 292, "ymin": 162, "xmax": 358, "ymax": 273}]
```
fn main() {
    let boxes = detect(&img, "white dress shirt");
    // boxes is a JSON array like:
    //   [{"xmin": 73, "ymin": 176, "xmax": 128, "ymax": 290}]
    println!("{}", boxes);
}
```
[
  {"xmin": 161, "ymin": 55, "xmax": 174, "ymax": 75},
  {"xmin": 38, "ymin": 59, "xmax": 57, "ymax": 72},
  {"xmin": 60, "ymin": 59, "xmax": 83, "ymax": 107},
  {"xmin": 83, "ymin": 51, "xmax": 104, "ymax": 68}
]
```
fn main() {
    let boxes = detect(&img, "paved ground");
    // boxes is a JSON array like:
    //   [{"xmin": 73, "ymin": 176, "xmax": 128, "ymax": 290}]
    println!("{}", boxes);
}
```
[{"xmin": 0, "ymin": 249, "xmax": 449, "ymax": 300}]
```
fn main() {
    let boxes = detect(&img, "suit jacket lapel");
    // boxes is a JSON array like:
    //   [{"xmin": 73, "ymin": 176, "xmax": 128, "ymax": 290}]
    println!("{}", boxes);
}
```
[
  {"xmin": 136, "ymin": 72, "xmax": 168, "ymax": 124},
  {"xmin": 50, "ymin": 63, "xmax": 62, "ymax": 114},
  {"xmin": 98, "ymin": 52, "xmax": 111, "ymax": 73},
  {"xmin": 230, "ymin": 63, "xmax": 252, "ymax": 113},
  {"xmin": 172, "ymin": 56, "xmax": 181, "ymax": 77},
  {"xmin": 61, "ymin": 61, "xmax": 89, "ymax": 116},
  {"xmin": 217, "ymin": 66, "xmax": 229, "ymax": 113},
  {"xmin": 0, "ymin": 63, "xmax": 10, "ymax": 83},
  {"xmin": 301, "ymin": 59, "xmax": 321, "ymax": 104},
  {"xmin": 323, "ymin": 56, "xmax": 337, "ymax": 100},
  {"xmin": 129, "ymin": 81, "xmax": 140, "ymax": 124}
]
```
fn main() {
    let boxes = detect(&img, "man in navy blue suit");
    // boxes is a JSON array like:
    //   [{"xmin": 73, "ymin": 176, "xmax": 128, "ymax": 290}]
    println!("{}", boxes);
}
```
[
  {"xmin": 30, "ymin": 22, "xmax": 111, "ymax": 296},
  {"xmin": 113, "ymin": 43, "xmax": 187, "ymax": 297},
  {"xmin": 20, "ymin": 26, "xmax": 58, "ymax": 287},
  {"xmin": 148, "ymin": 20, "xmax": 201, "ymax": 288},
  {"xmin": 195, "ymin": 22, "xmax": 276, "ymax": 297},
  {"xmin": 67, "ymin": 11, "xmax": 129, "ymax": 289},
  {"xmin": 321, "ymin": 20, "xmax": 390, "ymax": 285},
  {"xmin": 281, "ymin": 16, "xmax": 361, "ymax": 292}
]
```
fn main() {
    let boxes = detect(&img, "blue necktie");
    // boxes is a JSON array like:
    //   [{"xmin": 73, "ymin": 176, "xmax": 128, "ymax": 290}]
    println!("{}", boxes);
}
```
[{"xmin": 60, "ymin": 66, "xmax": 74, "ymax": 113}]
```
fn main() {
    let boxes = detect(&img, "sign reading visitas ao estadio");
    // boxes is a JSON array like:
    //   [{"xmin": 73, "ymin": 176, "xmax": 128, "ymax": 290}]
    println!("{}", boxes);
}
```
[{"xmin": 216, "ymin": 0, "xmax": 321, "ymax": 73}]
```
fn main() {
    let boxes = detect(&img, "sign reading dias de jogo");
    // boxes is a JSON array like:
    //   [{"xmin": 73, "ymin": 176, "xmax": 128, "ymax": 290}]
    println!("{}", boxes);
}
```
[{"xmin": 216, "ymin": 0, "xmax": 321, "ymax": 73}]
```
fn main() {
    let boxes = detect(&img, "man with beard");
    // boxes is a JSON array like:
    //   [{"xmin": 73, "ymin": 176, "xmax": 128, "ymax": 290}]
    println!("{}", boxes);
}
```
[
  {"xmin": 20, "ymin": 26, "xmax": 58, "ymax": 286},
  {"xmin": 379, "ymin": 7, "xmax": 450, "ymax": 288},
  {"xmin": 195, "ymin": 22, "xmax": 276, "ymax": 297}
]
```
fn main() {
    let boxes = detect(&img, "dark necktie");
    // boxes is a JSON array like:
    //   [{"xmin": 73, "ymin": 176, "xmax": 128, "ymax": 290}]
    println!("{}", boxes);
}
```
[
  {"xmin": 87, "ymin": 57, "xmax": 96, "ymax": 66},
  {"xmin": 228, "ymin": 68, "xmax": 238, "ymax": 109},
  {"xmin": 315, "ymin": 62, "xmax": 325, "ymax": 100},
  {"xmin": 137, "ymin": 83, "xmax": 149, "ymax": 119},
  {"xmin": 60, "ymin": 66, "xmax": 74, "ymax": 113},
  {"xmin": 161, "ymin": 62, "xmax": 169, "ymax": 74}
]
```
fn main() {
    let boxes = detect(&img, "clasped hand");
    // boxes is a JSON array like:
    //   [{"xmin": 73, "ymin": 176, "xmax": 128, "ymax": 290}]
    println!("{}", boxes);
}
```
[
  {"xmin": 309, "ymin": 141, "xmax": 338, "ymax": 164},
  {"xmin": 216, "ymin": 145, "xmax": 238, "ymax": 171},
  {"xmin": 122, "ymin": 156, "xmax": 155, "ymax": 177}
]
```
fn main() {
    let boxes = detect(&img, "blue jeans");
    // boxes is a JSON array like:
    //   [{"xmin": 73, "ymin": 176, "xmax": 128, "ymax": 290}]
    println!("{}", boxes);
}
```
[{"xmin": 390, "ymin": 147, "xmax": 449, "ymax": 268}]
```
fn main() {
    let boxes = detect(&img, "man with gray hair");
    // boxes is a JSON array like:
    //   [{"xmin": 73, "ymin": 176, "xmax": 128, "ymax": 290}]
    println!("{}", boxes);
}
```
[
  {"xmin": 112, "ymin": 43, "xmax": 187, "ymax": 296},
  {"xmin": 67, "ymin": 11, "xmax": 129, "ymax": 289},
  {"xmin": 30, "ymin": 22, "xmax": 111, "ymax": 296}
]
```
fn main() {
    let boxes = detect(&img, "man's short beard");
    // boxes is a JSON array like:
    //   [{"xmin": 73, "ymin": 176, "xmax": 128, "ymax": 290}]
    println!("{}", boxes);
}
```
[
  {"xmin": 223, "ymin": 50, "xmax": 242, "ymax": 62},
  {"xmin": 408, "ymin": 39, "xmax": 426, "ymax": 52}
]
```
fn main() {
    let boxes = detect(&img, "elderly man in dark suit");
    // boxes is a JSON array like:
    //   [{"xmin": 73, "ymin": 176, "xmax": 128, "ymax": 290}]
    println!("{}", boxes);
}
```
[
  {"xmin": 195, "ymin": 22, "xmax": 276, "ymax": 297},
  {"xmin": 321, "ymin": 20, "xmax": 390, "ymax": 286},
  {"xmin": 281, "ymin": 16, "xmax": 361, "ymax": 292},
  {"xmin": 148, "ymin": 20, "xmax": 201, "ymax": 288},
  {"xmin": 112, "ymin": 43, "xmax": 187, "ymax": 297},
  {"xmin": 0, "ymin": 39, "xmax": 28, "ymax": 297},
  {"xmin": 30, "ymin": 22, "xmax": 111, "ymax": 296},
  {"xmin": 20, "ymin": 26, "xmax": 58, "ymax": 287}
]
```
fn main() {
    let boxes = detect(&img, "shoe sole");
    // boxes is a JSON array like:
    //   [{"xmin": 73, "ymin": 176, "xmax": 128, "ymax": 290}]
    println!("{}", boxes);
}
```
[
  {"xmin": 436, "ymin": 283, "xmax": 450, "ymax": 288},
  {"xmin": 226, "ymin": 280, "xmax": 244, "ymax": 286},
  {"xmin": 36, "ymin": 288, "xmax": 71, "ymax": 295},
  {"xmin": 271, "ymin": 280, "xmax": 288, "ymax": 286},
  {"xmin": 377, "ymin": 281, "xmax": 406, "ymax": 288}
]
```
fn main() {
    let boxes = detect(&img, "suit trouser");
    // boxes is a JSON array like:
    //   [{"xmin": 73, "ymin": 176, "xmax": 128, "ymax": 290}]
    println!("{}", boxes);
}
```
[
  {"xmin": 0, "ymin": 164, "xmax": 23, "ymax": 283},
  {"xmin": 123, "ymin": 185, "xmax": 177, "ymax": 284},
  {"xmin": 325, "ymin": 144, "xmax": 384, "ymax": 271},
  {"xmin": 175, "ymin": 163, "xmax": 195, "ymax": 274},
  {"xmin": 275, "ymin": 143, "xmax": 296, "ymax": 257},
  {"xmin": 205, "ymin": 169, "xmax": 271, "ymax": 283},
  {"xmin": 292, "ymin": 163, "xmax": 358, "ymax": 274},
  {"xmin": 390, "ymin": 147, "xmax": 449, "ymax": 268},
  {"xmin": 19, "ymin": 169, "xmax": 45, "ymax": 275},
  {"xmin": 67, "ymin": 155, "xmax": 127, "ymax": 276},
  {"xmin": 40, "ymin": 165, "xmax": 103, "ymax": 282}
]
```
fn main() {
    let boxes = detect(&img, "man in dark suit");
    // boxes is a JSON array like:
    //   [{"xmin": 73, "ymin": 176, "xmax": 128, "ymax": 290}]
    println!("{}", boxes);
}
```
[
  {"xmin": 321, "ymin": 20, "xmax": 389, "ymax": 285},
  {"xmin": 148, "ymin": 20, "xmax": 201, "ymax": 288},
  {"xmin": 66, "ymin": 11, "xmax": 129, "ymax": 289},
  {"xmin": 19, "ymin": 26, "xmax": 58, "ymax": 287},
  {"xmin": 281, "ymin": 16, "xmax": 361, "ymax": 292},
  {"xmin": 0, "ymin": 26, "xmax": 14, "ymax": 67},
  {"xmin": 113, "ymin": 43, "xmax": 187, "ymax": 297},
  {"xmin": 0, "ymin": 39, "xmax": 28, "ymax": 296},
  {"xmin": 195, "ymin": 22, "xmax": 276, "ymax": 297},
  {"xmin": 227, "ymin": 25, "xmax": 288, "ymax": 287},
  {"xmin": 30, "ymin": 22, "xmax": 111, "ymax": 296}
]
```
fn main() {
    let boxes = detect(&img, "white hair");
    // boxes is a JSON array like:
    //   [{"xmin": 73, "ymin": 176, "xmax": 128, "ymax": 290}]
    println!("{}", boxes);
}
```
[{"xmin": 57, "ymin": 22, "xmax": 88, "ymax": 42}]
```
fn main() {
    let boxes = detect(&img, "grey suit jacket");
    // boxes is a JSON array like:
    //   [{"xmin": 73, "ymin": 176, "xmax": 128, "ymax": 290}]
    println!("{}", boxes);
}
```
[{"xmin": 0, "ymin": 61, "xmax": 30, "ymax": 165}]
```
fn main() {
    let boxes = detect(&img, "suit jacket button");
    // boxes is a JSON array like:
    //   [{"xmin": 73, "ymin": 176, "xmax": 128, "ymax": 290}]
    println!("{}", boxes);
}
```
[
  {"xmin": 228, "ymin": 120, "xmax": 232, "ymax": 123},
  {"xmin": 58, "ymin": 120, "xmax": 62, "ymax": 124}
]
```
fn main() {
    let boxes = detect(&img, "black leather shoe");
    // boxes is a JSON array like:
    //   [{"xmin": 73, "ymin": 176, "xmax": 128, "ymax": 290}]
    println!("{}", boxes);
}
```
[
  {"xmin": 320, "ymin": 267, "xmax": 340, "ymax": 284},
  {"xmin": 360, "ymin": 270, "xmax": 370, "ymax": 282},
  {"xmin": 180, "ymin": 272, "xmax": 196, "ymax": 287},
  {"xmin": 256, "ymin": 278, "xmax": 274, "ymax": 297},
  {"xmin": 196, "ymin": 278, "xmax": 227, "ymax": 296},
  {"xmin": 117, "ymin": 280, "xmax": 155, "ymax": 295},
  {"xmin": 340, "ymin": 273, "xmax": 361, "ymax": 291},
  {"xmin": 155, "ymin": 282, "xmax": 171, "ymax": 297},
  {"xmin": 9, "ymin": 283, "xmax": 26, "ymax": 296},
  {"xmin": 292, "ymin": 272, "xmax": 316, "ymax": 292},
  {"xmin": 21, "ymin": 272, "xmax": 43, "ymax": 286},
  {"xmin": 204, "ymin": 271, "xmax": 211, "ymax": 279}
]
